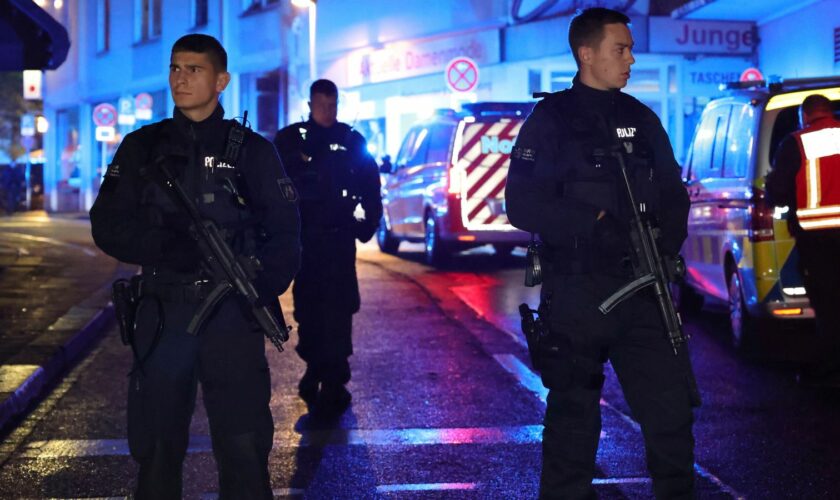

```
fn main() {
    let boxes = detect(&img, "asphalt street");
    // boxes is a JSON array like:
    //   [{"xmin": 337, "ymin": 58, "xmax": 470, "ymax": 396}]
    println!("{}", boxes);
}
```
[{"xmin": 0, "ymin": 217, "xmax": 838, "ymax": 498}]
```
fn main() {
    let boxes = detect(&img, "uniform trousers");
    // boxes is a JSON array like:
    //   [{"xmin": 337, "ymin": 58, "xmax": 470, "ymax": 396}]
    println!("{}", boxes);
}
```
[
  {"xmin": 796, "ymin": 230, "xmax": 840, "ymax": 373},
  {"xmin": 538, "ymin": 273, "xmax": 699, "ymax": 500},
  {"xmin": 128, "ymin": 289, "xmax": 274, "ymax": 499}
]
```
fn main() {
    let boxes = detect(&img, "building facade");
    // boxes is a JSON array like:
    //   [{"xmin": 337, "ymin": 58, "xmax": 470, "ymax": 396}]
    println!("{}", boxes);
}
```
[{"xmin": 42, "ymin": 0, "xmax": 832, "ymax": 212}]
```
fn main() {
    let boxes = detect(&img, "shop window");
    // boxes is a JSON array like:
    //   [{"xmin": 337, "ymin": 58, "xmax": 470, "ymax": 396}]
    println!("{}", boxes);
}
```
[
  {"xmin": 134, "ymin": 0, "xmax": 162, "ymax": 43},
  {"xmin": 54, "ymin": 108, "xmax": 81, "ymax": 211},
  {"xmin": 240, "ymin": 70, "xmax": 283, "ymax": 137},
  {"xmin": 96, "ymin": 0, "xmax": 110, "ymax": 53},
  {"xmin": 242, "ymin": 0, "xmax": 280, "ymax": 14},
  {"xmin": 355, "ymin": 118, "xmax": 386, "ymax": 160},
  {"xmin": 528, "ymin": 70, "xmax": 542, "ymax": 95},
  {"xmin": 834, "ymin": 27, "xmax": 839, "ymax": 64}
]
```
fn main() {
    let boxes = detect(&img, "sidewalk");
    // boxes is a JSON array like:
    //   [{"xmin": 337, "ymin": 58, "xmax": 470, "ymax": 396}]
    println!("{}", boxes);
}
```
[{"xmin": 0, "ymin": 211, "xmax": 135, "ymax": 433}]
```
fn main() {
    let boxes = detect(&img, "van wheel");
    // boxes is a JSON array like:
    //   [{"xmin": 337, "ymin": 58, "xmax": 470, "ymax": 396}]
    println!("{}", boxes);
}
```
[
  {"xmin": 377, "ymin": 219, "xmax": 399, "ymax": 254},
  {"xmin": 672, "ymin": 282, "xmax": 704, "ymax": 315},
  {"xmin": 727, "ymin": 268, "xmax": 756, "ymax": 352},
  {"xmin": 424, "ymin": 215, "xmax": 449, "ymax": 266}
]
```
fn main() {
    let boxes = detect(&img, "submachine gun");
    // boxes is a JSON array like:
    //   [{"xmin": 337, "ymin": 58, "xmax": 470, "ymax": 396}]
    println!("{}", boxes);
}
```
[
  {"xmin": 595, "ymin": 142, "xmax": 688, "ymax": 356},
  {"xmin": 156, "ymin": 159, "xmax": 292, "ymax": 352}
]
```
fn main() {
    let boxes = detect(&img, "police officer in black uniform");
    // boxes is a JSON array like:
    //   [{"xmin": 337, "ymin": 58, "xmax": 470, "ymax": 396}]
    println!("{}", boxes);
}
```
[
  {"xmin": 273, "ymin": 79, "xmax": 382, "ymax": 418},
  {"xmin": 506, "ymin": 8, "xmax": 697, "ymax": 499},
  {"xmin": 90, "ymin": 34, "xmax": 300, "ymax": 499}
]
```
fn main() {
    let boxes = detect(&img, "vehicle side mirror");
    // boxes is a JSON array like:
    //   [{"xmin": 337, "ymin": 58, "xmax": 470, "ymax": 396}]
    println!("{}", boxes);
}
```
[{"xmin": 379, "ymin": 155, "xmax": 394, "ymax": 174}]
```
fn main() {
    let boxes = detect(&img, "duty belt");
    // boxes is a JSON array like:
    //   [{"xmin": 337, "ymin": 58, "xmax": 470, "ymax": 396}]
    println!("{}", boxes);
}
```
[{"xmin": 141, "ymin": 280, "xmax": 215, "ymax": 303}]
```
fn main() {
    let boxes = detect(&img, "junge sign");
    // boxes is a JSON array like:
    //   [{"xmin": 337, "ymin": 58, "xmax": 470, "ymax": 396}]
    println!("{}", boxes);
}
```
[{"xmin": 649, "ymin": 17, "xmax": 756, "ymax": 55}]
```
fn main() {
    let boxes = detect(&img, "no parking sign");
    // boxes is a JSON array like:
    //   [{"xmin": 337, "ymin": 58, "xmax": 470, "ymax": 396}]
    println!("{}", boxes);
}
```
[{"xmin": 445, "ymin": 57, "xmax": 479, "ymax": 93}]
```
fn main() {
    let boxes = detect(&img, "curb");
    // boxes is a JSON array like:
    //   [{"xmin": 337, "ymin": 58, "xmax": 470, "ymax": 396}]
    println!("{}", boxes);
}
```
[{"xmin": 0, "ymin": 266, "xmax": 133, "ymax": 433}]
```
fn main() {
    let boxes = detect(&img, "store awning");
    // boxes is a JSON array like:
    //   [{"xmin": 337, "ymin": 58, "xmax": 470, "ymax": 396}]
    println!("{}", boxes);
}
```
[
  {"xmin": 671, "ymin": 0, "xmax": 818, "ymax": 23},
  {"xmin": 0, "ymin": 0, "xmax": 70, "ymax": 71}
]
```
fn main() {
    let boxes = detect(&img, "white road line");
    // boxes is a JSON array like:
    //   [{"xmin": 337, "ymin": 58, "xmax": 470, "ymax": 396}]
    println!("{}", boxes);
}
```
[
  {"xmin": 494, "ymin": 354, "xmax": 547, "ymax": 403},
  {"xmin": 21, "ymin": 425, "xmax": 545, "ymax": 459},
  {"xmin": 200, "ymin": 489, "xmax": 305, "ymax": 499},
  {"xmin": 591, "ymin": 477, "xmax": 651, "ymax": 484},
  {"xmin": 377, "ymin": 482, "xmax": 477, "ymax": 492},
  {"xmin": 0, "ymin": 232, "xmax": 98, "ymax": 257}
]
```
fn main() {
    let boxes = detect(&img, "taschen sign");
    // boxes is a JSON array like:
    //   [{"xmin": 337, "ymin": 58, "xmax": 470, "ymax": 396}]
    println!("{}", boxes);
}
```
[
  {"xmin": 346, "ymin": 30, "xmax": 499, "ymax": 86},
  {"xmin": 649, "ymin": 17, "xmax": 756, "ymax": 55}
]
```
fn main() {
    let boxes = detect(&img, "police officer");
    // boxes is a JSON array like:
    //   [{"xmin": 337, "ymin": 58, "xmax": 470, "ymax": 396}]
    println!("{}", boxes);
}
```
[
  {"xmin": 766, "ymin": 94, "xmax": 840, "ymax": 386},
  {"xmin": 89, "ymin": 34, "xmax": 300, "ymax": 498},
  {"xmin": 506, "ymin": 8, "xmax": 697, "ymax": 499},
  {"xmin": 273, "ymin": 79, "xmax": 382, "ymax": 417}
]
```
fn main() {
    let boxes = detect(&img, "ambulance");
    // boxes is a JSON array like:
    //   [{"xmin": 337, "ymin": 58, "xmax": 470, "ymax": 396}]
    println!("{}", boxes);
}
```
[
  {"xmin": 377, "ymin": 102, "xmax": 532, "ymax": 265},
  {"xmin": 678, "ymin": 77, "xmax": 840, "ymax": 349}
]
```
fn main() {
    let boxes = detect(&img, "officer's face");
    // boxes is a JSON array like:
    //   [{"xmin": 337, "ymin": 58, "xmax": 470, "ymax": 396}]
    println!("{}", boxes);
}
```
[
  {"xmin": 169, "ymin": 51, "xmax": 230, "ymax": 122},
  {"xmin": 580, "ymin": 23, "xmax": 635, "ymax": 91},
  {"xmin": 309, "ymin": 92, "xmax": 338, "ymax": 128}
]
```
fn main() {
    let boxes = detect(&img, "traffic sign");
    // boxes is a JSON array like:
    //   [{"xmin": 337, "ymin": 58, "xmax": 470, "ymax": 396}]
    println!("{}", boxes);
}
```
[
  {"xmin": 740, "ymin": 67, "xmax": 764, "ymax": 82},
  {"xmin": 95, "ymin": 126, "xmax": 116, "ymax": 142},
  {"xmin": 135, "ymin": 92, "xmax": 153, "ymax": 120},
  {"xmin": 118, "ymin": 96, "xmax": 136, "ymax": 126},
  {"xmin": 445, "ymin": 57, "xmax": 479, "ymax": 93},
  {"xmin": 20, "ymin": 114, "xmax": 35, "ymax": 136},
  {"xmin": 23, "ymin": 70, "xmax": 42, "ymax": 100},
  {"xmin": 93, "ymin": 103, "xmax": 118, "ymax": 127}
]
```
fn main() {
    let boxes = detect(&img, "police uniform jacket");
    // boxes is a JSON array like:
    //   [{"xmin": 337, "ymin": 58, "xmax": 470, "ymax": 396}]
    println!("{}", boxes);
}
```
[
  {"xmin": 273, "ymin": 120, "xmax": 382, "ymax": 314},
  {"xmin": 506, "ymin": 75, "xmax": 689, "ymax": 274},
  {"xmin": 90, "ymin": 105, "xmax": 301, "ymax": 301}
]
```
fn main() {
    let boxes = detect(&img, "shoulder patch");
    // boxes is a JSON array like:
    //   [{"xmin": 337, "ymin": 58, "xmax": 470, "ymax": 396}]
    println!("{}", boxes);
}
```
[{"xmin": 277, "ymin": 177, "xmax": 299, "ymax": 203}]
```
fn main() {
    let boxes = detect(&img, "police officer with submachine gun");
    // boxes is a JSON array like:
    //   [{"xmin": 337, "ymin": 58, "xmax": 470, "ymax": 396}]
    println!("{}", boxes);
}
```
[
  {"xmin": 506, "ymin": 8, "xmax": 700, "ymax": 499},
  {"xmin": 91, "ymin": 34, "xmax": 300, "ymax": 498}
]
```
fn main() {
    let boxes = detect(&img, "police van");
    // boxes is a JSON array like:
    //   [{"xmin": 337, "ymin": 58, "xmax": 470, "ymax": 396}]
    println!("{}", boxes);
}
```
[
  {"xmin": 678, "ymin": 76, "xmax": 840, "ymax": 348},
  {"xmin": 377, "ymin": 102, "xmax": 533, "ymax": 265}
]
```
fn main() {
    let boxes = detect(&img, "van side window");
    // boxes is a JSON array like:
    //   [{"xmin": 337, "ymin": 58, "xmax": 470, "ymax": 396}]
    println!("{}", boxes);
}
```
[
  {"xmin": 708, "ymin": 105, "xmax": 732, "ymax": 179},
  {"xmin": 426, "ymin": 124, "xmax": 457, "ymax": 165},
  {"xmin": 405, "ymin": 127, "xmax": 430, "ymax": 167},
  {"xmin": 689, "ymin": 106, "xmax": 722, "ymax": 179},
  {"xmin": 724, "ymin": 104, "xmax": 754, "ymax": 178},
  {"xmin": 395, "ymin": 128, "xmax": 419, "ymax": 169}
]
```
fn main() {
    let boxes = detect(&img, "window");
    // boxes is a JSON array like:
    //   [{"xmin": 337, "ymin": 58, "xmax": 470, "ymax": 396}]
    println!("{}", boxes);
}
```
[
  {"xmin": 425, "ymin": 124, "xmax": 456, "ymax": 165},
  {"xmin": 242, "ymin": 0, "xmax": 280, "ymax": 13},
  {"xmin": 134, "ymin": 0, "xmax": 162, "ymax": 42},
  {"xmin": 96, "ymin": 0, "xmax": 110, "ymax": 53},
  {"xmin": 707, "ymin": 105, "xmax": 732, "ymax": 179},
  {"xmin": 396, "ymin": 127, "xmax": 429, "ymax": 168},
  {"xmin": 690, "ymin": 106, "xmax": 728, "ymax": 180},
  {"xmin": 192, "ymin": 0, "xmax": 208, "ymax": 27},
  {"xmin": 723, "ymin": 104, "xmax": 753, "ymax": 178}
]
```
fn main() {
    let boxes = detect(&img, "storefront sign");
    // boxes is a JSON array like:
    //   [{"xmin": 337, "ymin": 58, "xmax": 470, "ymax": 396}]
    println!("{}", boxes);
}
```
[
  {"xmin": 649, "ymin": 17, "xmax": 756, "ymax": 55},
  {"xmin": 682, "ymin": 57, "xmax": 754, "ymax": 96},
  {"xmin": 347, "ymin": 29, "xmax": 499, "ymax": 86},
  {"xmin": 445, "ymin": 57, "xmax": 479, "ymax": 93}
]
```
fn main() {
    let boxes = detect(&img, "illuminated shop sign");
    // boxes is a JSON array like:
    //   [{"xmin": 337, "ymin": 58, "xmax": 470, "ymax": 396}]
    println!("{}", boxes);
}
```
[
  {"xmin": 649, "ymin": 17, "xmax": 756, "ymax": 55},
  {"xmin": 346, "ymin": 30, "xmax": 499, "ymax": 86}
]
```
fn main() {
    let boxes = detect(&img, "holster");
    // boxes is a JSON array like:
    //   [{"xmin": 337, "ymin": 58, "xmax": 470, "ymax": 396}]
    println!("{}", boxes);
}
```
[
  {"xmin": 112, "ymin": 275, "xmax": 143, "ymax": 346},
  {"xmin": 519, "ymin": 295, "xmax": 551, "ymax": 371}
]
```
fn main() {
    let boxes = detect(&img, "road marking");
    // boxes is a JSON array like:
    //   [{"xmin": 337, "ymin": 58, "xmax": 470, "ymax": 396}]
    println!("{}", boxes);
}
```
[
  {"xmin": 0, "ymin": 232, "xmax": 98, "ymax": 257},
  {"xmin": 592, "ymin": 477, "xmax": 650, "ymax": 484},
  {"xmin": 21, "ymin": 425, "xmax": 544, "ymax": 459},
  {"xmin": 200, "ymin": 489, "xmax": 305, "ymax": 499},
  {"xmin": 494, "ymin": 354, "xmax": 546, "ymax": 402},
  {"xmin": 377, "ymin": 482, "xmax": 477, "ymax": 492}
]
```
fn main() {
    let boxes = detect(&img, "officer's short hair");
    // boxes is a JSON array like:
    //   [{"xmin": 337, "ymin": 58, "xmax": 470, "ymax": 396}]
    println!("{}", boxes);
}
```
[
  {"xmin": 310, "ymin": 79, "xmax": 338, "ymax": 99},
  {"xmin": 568, "ymin": 7, "xmax": 631, "ymax": 67},
  {"xmin": 801, "ymin": 94, "xmax": 834, "ymax": 117},
  {"xmin": 172, "ymin": 34, "xmax": 227, "ymax": 73}
]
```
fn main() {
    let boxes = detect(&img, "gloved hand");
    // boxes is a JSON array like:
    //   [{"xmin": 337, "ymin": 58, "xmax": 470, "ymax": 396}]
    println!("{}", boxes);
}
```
[
  {"xmin": 159, "ymin": 231, "xmax": 203, "ymax": 273},
  {"xmin": 591, "ymin": 211, "xmax": 630, "ymax": 261},
  {"xmin": 354, "ymin": 220, "xmax": 378, "ymax": 243}
]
